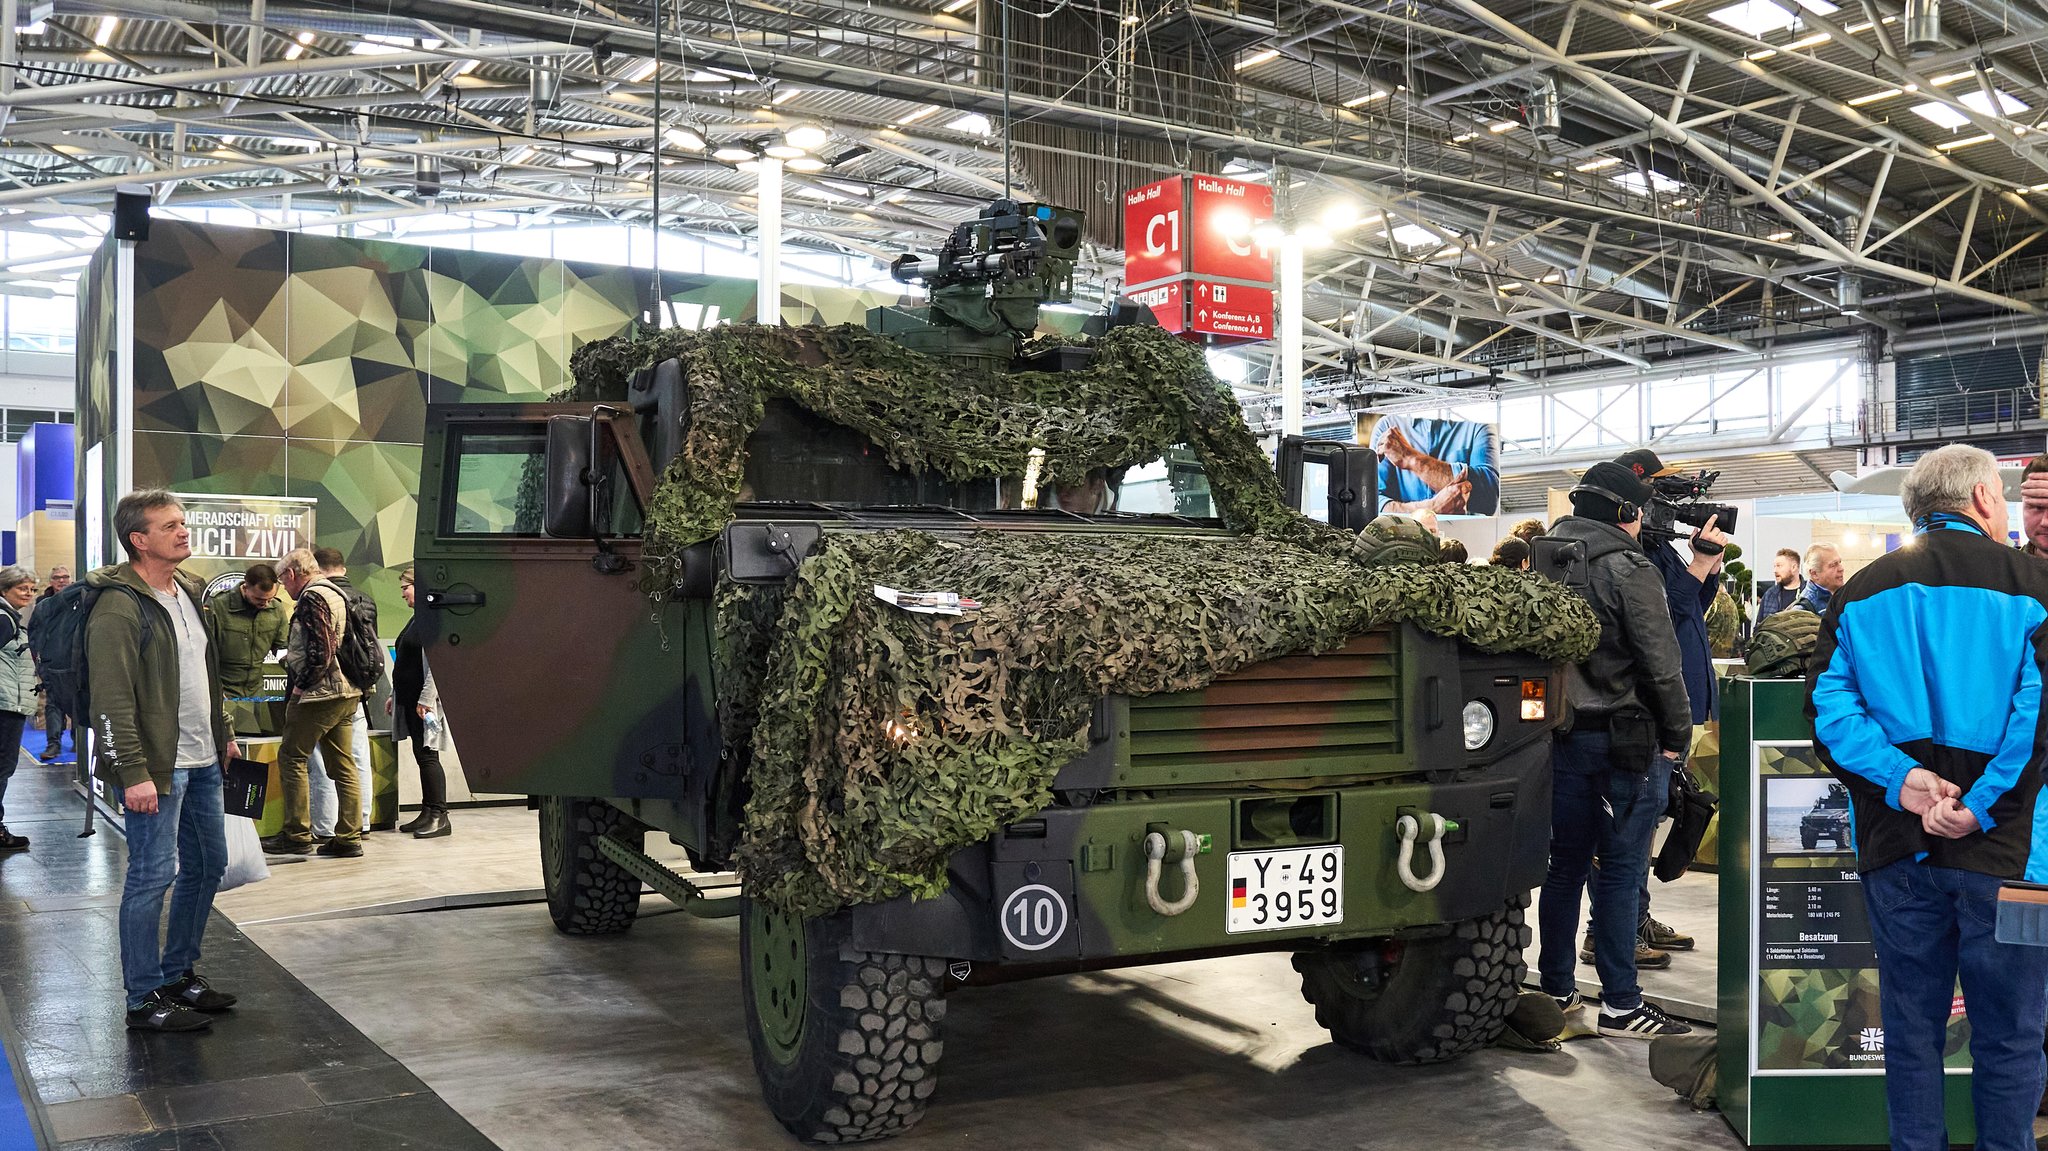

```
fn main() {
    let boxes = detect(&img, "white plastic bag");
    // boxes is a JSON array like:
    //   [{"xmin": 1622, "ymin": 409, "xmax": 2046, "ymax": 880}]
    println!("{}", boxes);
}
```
[{"xmin": 220, "ymin": 814, "xmax": 270, "ymax": 892}]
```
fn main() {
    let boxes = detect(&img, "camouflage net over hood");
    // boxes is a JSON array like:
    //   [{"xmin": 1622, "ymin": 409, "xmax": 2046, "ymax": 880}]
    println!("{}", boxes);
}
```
[{"xmin": 569, "ymin": 323, "xmax": 1599, "ymax": 915}]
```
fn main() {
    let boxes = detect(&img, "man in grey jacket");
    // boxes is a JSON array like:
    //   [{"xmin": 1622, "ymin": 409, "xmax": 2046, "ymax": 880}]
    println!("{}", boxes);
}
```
[{"xmin": 1537, "ymin": 458, "xmax": 1694, "ymax": 1040}]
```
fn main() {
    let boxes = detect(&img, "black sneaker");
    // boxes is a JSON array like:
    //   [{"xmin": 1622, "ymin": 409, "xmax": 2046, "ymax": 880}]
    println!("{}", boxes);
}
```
[
  {"xmin": 316, "ymin": 839, "xmax": 364, "ymax": 858},
  {"xmin": 159, "ymin": 973, "xmax": 236, "ymax": 1013},
  {"xmin": 260, "ymin": 835, "xmax": 313, "ymax": 856},
  {"xmin": 125, "ymin": 993, "xmax": 212, "ymax": 1032},
  {"xmin": 1598, "ymin": 1001, "xmax": 1692, "ymax": 1039},
  {"xmin": 0, "ymin": 827, "xmax": 27, "ymax": 854}
]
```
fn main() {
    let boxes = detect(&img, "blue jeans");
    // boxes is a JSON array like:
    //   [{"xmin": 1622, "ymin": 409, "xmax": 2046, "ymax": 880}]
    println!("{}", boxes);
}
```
[
  {"xmin": 118, "ymin": 764, "xmax": 227, "ymax": 1010},
  {"xmin": 1538, "ymin": 730, "xmax": 1667, "ymax": 1011},
  {"xmin": 1862, "ymin": 859, "xmax": 2048, "ymax": 1151}
]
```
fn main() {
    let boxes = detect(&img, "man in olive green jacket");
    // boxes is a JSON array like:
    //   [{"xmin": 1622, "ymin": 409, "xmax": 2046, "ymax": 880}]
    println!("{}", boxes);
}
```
[
  {"xmin": 204, "ymin": 562, "xmax": 289, "ymax": 700},
  {"xmin": 87, "ymin": 489, "xmax": 241, "ymax": 1033}
]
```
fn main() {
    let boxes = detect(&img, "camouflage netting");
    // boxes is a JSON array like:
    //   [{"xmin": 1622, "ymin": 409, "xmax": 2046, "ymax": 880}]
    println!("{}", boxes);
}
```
[{"xmin": 568, "ymin": 322, "xmax": 1600, "ymax": 915}]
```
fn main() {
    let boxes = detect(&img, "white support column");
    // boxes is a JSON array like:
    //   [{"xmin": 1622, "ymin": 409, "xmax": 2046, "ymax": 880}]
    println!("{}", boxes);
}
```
[
  {"xmin": 756, "ymin": 157, "xmax": 782, "ymax": 326},
  {"xmin": 1279, "ymin": 237, "xmax": 1305, "ymax": 437}
]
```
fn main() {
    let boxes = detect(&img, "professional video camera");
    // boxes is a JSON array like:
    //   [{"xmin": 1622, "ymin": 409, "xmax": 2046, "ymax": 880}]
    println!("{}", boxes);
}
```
[{"xmin": 1641, "ymin": 469, "xmax": 1739, "ymax": 547}]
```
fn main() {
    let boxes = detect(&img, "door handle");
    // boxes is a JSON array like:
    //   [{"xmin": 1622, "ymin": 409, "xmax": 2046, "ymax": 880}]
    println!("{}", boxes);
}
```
[{"xmin": 423, "ymin": 589, "xmax": 484, "ymax": 608}]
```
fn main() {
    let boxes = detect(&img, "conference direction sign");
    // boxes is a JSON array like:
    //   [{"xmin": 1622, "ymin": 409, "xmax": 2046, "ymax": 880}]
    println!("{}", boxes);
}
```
[{"xmin": 1122, "ymin": 173, "xmax": 1276, "ymax": 344}]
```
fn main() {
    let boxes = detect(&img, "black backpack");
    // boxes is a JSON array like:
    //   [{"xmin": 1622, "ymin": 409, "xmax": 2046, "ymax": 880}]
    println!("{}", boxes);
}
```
[
  {"xmin": 28, "ymin": 581, "xmax": 152, "ymax": 723},
  {"xmin": 332, "ymin": 583, "xmax": 382, "ymax": 692}
]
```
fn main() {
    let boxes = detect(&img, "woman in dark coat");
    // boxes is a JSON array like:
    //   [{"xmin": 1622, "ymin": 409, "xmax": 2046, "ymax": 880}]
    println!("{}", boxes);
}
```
[{"xmin": 388, "ymin": 568, "xmax": 451, "ymax": 838}]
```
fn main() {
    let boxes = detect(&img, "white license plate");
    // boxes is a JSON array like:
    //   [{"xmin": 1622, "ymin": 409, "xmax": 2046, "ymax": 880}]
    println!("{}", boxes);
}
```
[{"xmin": 1226, "ymin": 845, "xmax": 1344, "ymax": 934}]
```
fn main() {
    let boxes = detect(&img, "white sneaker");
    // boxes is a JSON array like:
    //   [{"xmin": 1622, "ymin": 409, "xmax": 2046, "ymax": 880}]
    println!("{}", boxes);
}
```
[{"xmin": 1597, "ymin": 1000, "xmax": 1691, "ymax": 1039}]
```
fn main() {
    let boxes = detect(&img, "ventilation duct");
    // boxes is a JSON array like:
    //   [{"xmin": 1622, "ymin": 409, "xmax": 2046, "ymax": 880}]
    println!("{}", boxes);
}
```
[
  {"xmin": 532, "ymin": 65, "xmax": 561, "ymax": 108},
  {"xmin": 1530, "ymin": 75, "xmax": 1561, "ymax": 138},
  {"xmin": 1904, "ymin": 0, "xmax": 1941, "ymax": 55},
  {"xmin": 416, "ymin": 130, "xmax": 442, "ymax": 199},
  {"xmin": 1836, "ymin": 274, "xmax": 1863, "ymax": 314}
]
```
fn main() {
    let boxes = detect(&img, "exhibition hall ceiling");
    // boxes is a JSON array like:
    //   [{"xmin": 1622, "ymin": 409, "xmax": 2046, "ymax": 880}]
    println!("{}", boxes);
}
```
[{"xmin": 8, "ymin": 0, "xmax": 2048, "ymax": 397}]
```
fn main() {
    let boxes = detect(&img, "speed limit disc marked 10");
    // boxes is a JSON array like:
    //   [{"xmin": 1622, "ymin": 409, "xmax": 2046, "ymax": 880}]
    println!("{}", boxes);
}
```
[
  {"xmin": 1226, "ymin": 846, "xmax": 1344, "ymax": 934},
  {"xmin": 999, "ymin": 884, "xmax": 1071, "ymax": 952}
]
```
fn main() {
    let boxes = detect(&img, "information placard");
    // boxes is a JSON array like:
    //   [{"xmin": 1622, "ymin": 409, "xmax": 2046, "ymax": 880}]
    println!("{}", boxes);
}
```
[{"xmin": 1750, "ymin": 741, "xmax": 1971, "ymax": 1076}]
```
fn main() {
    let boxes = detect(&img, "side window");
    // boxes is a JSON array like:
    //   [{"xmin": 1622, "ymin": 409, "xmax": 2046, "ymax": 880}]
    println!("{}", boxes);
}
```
[{"xmin": 444, "ymin": 428, "xmax": 546, "ymax": 536}]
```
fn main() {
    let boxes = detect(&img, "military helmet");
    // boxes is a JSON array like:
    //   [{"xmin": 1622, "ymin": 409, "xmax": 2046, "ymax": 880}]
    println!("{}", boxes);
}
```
[
  {"xmin": 1746, "ymin": 609, "xmax": 1822, "ymax": 679},
  {"xmin": 1354, "ymin": 514, "xmax": 1444, "ymax": 567}
]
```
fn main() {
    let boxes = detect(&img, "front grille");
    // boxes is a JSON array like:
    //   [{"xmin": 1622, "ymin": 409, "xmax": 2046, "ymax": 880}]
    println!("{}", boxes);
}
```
[{"xmin": 1124, "ymin": 629, "xmax": 1403, "ymax": 779}]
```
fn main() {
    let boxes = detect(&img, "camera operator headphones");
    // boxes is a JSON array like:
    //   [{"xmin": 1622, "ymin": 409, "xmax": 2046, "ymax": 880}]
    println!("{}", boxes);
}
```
[{"xmin": 1569, "ymin": 480, "xmax": 1642, "ymax": 524}]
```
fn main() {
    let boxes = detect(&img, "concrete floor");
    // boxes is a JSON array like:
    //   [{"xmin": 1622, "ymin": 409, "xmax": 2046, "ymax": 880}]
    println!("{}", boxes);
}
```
[
  {"xmin": 225, "ymin": 808, "xmax": 1744, "ymax": 1151},
  {"xmin": 2, "ymin": 762, "xmax": 1754, "ymax": 1151},
  {"xmin": 250, "ymin": 908, "xmax": 1743, "ymax": 1151}
]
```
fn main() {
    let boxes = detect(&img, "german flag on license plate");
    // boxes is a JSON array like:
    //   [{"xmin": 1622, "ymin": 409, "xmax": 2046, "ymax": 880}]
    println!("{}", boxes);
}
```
[{"xmin": 1231, "ymin": 877, "xmax": 1247, "ymax": 909}]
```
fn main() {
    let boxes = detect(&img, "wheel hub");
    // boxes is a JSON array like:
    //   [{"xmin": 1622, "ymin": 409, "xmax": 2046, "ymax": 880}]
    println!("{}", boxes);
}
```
[{"xmin": 750, "ymin": 902, "xmax": 808, "ymax": 1063}]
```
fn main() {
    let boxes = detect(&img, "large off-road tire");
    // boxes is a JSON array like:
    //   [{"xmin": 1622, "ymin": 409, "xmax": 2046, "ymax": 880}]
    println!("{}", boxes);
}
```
[
  {"xmin": 1801, "ymin": 827, "xmax": 1820, "ymax": 850},
  {"xmin": 741, "ymin": 899, "xmax": 947, "ymax": 1144},
  {"xmin": 1292, "ymin": 894, "xmax": 1529, "ymax": 1065},
  {"xmin": 538, "ymin": 795, "xmax": 642, "ymax": 935}
]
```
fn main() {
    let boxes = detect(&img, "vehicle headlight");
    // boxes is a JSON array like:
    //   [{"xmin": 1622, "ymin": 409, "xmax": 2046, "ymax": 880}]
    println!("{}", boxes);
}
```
[{"xmin": 1462, "ymin": 700, "xmax": 1496, "ymax": 751}]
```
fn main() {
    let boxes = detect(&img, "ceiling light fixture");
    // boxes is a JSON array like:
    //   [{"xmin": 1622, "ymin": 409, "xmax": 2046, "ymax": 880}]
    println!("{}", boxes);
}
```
[
  {"xmin": 783, "ymin": 123, "xmax": 830, "ymax": 150},
  {"xmin": 665, "ymin": 127, "xmax": 707, "ymax": 151},
  {"xmin": 93, "ymin": 15, "xmax": 117, "ymax": 45},
  {"xmin": 1450, "ymin": 132, "xmax": 1477, "ymax": 143},
  {"xmin": 1936, "ymin": 132, "xmax": 1995, "ymax": 149},
  {"xmin": 764, "ymin": 142, "xmax": 806, "ymax": 159},
  {"xmin": 712, "ymin": 144, "xmax": 756, "ymax": 163},
  {"xmin": 787, "ymin": 155, "xmax": 827, "ymax": 172},
  {"xmin": 1576, "ymin": 156, "xmax": 1622, "ymax": 171},
  {"xmin": 1235, "ymin": 48, "xmax": 1279, "ymax": 70},
  {"xmin": 1766, "ymin": 229, "xmax": 1795, "ymax": 240},
  {"xmin": 1847, "ymin": 87, "xmax": 1900, "ymax": 105},
  {"xmin": 1786, "ymin": 30, "xmax": 1831, "ymax": 47},
  {"xmin": 1929, "ymin": 68, "xmax": 1976, "ymax": 85},
  {"xmin": 1488, "ymin": 120, "xmax": 1518, "ymax": 132}
]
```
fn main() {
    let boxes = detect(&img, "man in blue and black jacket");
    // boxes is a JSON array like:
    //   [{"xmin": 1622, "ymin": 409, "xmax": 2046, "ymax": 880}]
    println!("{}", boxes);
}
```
[{"xmin": 1807, "ymin": 443, "xmax": 2048, "ymax": 1151}]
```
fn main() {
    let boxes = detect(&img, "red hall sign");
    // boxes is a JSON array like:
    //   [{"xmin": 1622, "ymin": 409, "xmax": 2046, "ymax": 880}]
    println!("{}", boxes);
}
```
[{"xmin": 1122, "ymin": 174, "xmax": 1275, "ymax": 343}]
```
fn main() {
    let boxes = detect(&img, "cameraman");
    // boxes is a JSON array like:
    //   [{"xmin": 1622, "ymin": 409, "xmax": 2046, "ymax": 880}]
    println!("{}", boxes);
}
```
[
  {"xmin": 1608, "ymin": 449, "xmax": 1724, "ymax": 959},
  {"xmin": 1539, "ymin": 458, "xmax": 1693, "ymax": 1040}
]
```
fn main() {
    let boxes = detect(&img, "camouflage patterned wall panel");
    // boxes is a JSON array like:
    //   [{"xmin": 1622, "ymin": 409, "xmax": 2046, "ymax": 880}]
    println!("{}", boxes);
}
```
[
  {"xmin": 283, "ymin": 438, "xmax": 421, "ymax": 623},
  {"xmin": 131, "ymin": 431, "xmax": 291, "ymax": 499},
  {"xmin": 93, "ymin": 220, "xmax": 916, "ymax": 632},
  {"xmin": 131, "ymin": 222, "xmax": 291, "ymax": 439},
  {"xmin": 280, "ymin": 232, "xmax": 433, "ymax": 444}
]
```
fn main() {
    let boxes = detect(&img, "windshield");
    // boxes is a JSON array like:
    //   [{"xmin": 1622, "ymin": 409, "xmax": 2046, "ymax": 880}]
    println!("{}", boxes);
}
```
[{"xmin": 740, "ymin": 401, "xmax": 1217, "ymax": 519}]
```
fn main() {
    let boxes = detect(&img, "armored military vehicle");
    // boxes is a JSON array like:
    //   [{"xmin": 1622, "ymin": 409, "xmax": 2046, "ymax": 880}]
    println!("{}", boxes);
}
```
[
  {"xmin": 413, "ymin": 200, "xmax": 1588, "ymax": 1143},
  {"xmin": 1801, "ymin": 782, "xmax": 1850, "ymax": 850}
]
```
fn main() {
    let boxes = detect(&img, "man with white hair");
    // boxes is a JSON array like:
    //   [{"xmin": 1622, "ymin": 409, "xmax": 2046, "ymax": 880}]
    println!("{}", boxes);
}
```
[
  {"xmin": 1792, "ymin": 542, "xmax": 1845, "ymax": 615},
  {"xmin": 1807, "ymin": 443, "xmax": 2048, "ymax": 1151}
]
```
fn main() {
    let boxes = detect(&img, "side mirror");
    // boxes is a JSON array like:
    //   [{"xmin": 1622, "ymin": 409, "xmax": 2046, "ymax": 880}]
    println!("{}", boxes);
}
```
[
  {"xmin": 1277, "ymin": 436, "xmax": 1380, "ymax": 532},
  {"xmin": 543, "ymin": 415, "xmax": 600, "ymax": 539}
]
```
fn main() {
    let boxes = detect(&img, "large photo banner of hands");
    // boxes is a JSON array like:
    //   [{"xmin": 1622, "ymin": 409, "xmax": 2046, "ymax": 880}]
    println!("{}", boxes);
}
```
[{"xmin": 1358, "ymin": 415, "xmax": 1502, "ymax": 516}]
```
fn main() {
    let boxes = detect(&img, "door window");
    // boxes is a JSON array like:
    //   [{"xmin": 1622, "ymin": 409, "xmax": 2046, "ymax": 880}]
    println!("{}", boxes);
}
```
[{"xmin": 444, "ymin": 428, "xmax": 546, "ymax": 536}]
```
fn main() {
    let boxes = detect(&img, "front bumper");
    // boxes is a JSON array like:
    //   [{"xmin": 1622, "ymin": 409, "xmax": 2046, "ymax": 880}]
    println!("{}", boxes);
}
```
[{"xmin": 847, "ymin": 736, "xmax": 1553, "ymax": 965}]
